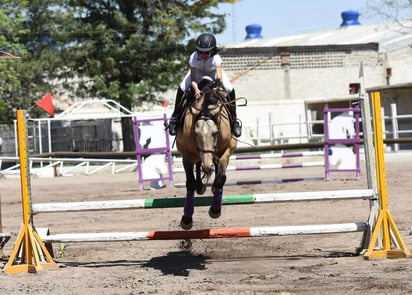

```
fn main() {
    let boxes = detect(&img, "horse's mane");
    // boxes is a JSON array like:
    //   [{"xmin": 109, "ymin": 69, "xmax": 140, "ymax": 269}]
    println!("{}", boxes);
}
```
[{"xmin": 199, "ymin": 85, "xmax": 219, "ymax": 116}]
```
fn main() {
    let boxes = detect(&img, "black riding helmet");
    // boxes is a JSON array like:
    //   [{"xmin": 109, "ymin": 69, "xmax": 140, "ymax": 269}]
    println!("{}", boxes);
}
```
[{"xmin": 196, "ymin": 33, "xmax": 217, "ymax": 54}]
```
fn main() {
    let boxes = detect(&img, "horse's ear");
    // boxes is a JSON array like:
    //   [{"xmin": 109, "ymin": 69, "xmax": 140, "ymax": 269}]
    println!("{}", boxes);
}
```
[{"xmin": 214, "ymin": 79, "xmax": 223, "ymax": 89}]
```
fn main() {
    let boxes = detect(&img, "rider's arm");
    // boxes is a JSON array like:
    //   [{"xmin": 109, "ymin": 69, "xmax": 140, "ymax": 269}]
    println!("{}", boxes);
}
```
[
  {"xmin": 216, "ymin": 64, "xmax": 223, "ymax": 82},
  {"xmin": 190, "ymin": 67, "xmax": 201, "ymax": 99}
]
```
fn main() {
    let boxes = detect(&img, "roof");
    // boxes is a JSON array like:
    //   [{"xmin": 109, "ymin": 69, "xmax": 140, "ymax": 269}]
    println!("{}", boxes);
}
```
[
  {"xmin": 367, "ymin": 82, "xmax": 412, "ymax": 92},
  {"xmin": 225, "ymin": 21, "xmax": 412, "ymax": 53}
]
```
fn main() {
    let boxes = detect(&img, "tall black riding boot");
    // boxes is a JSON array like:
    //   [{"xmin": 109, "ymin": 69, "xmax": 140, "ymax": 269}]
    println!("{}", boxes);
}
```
[
  {"xmin": 229, "ymin": 89, "xmax": 242, "ymax": 137},
  {"xmin": 169, "ymin": 87, "xmax": 184, "ymax": 136}
]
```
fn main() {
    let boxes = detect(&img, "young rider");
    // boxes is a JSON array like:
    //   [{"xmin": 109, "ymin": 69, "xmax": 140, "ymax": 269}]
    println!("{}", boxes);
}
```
[{"xmin": 168, "ymin": 33, "xmax": 242, "ymax": 137}]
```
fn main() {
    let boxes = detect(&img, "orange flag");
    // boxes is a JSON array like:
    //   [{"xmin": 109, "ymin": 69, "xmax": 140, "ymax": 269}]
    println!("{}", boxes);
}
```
[{"xmin": 36, "ymin": 93, "xmax": 55, "ymax": 116}]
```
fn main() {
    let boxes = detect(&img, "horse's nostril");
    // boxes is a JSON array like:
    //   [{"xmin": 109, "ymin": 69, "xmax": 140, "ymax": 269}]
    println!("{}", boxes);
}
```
[{"xmin": 202, "ymin": 164, "xmax": 214, "ymax": 174}]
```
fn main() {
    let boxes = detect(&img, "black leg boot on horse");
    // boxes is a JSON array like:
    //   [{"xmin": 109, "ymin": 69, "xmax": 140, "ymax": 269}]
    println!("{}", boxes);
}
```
[
  {"xmin": 229, "ymin": 89, "xmax": 242, "ymax": 137},
  {"xmin": 168, "ymin": 87, "xmax": 185, "ymax": 136}
]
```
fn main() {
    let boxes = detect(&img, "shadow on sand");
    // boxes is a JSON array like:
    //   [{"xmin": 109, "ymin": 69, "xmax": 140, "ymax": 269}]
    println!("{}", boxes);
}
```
[{"xmin": 142, "ymin": 250, "xmax": 209, "ymax": 276}]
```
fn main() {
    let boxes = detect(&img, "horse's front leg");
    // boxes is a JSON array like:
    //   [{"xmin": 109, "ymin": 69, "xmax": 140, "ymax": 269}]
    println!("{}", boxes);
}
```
[
  {"xmin": 181, "ymin": 157, "xmax": 196, "ymax": 230},
  {"xmin": 209, "ymin": 156, "xmax": 228, "ymax": 219},
  {"xmin": 195, "ymin": 161, "xmax": 207, "ymax": 195}
]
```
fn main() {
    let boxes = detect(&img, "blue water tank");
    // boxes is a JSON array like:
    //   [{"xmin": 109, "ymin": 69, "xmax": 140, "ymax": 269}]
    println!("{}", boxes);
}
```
[
  {"xmin": 340, "ymin": 10, "xmax": 361, "ymax": 27},
  {"xmin": 245, "ymin": 24, "xmax": 263, "ymax": 40}
]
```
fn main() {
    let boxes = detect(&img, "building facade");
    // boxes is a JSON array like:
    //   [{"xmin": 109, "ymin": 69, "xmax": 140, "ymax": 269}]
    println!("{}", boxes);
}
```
[{"xmin": 219, "ymin": 17, "xmax": 412, "ymax": 144}]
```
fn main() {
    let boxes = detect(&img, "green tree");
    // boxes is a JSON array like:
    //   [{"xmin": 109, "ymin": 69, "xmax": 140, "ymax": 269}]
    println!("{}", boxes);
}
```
[
  {"xmin": 1, "ymin": 0, "xmax": 70, "ymax": 122},
  {"xmin": 57, "ymin": 0, "xmax": 234, "ymax": 106},
  {"xmin": 0, "ymin": 0, "xmax": 29, "ymax": 122},
  {"xmin": 2, "ymin": 0, "xmax": 238, "ymax": 149},
  {"xmin": 59, "ymin": 0, "xmax": 235, "ymax": 150}
]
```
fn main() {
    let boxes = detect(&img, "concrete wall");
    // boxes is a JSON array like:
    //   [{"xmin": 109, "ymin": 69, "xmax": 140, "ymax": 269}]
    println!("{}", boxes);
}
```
[{"xmin": 219, "ymin": 44, "xmax": 412, "ymax": 145}]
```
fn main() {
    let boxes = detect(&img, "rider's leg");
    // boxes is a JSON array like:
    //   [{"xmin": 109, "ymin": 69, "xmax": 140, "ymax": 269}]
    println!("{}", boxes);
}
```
[
  {"xmin": 229, "ymin": 89, "xmax": 242, "ymax": 137},
  {"xmin": 169, "ymin": 87, "xmax": 184, "ymax": 136}
]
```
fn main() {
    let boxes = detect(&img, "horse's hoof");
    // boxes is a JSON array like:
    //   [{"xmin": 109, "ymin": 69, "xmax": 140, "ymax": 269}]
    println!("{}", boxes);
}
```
[
  {"xmin": 197, "ymin": 185, "xmax": 207, "ymax": 195},
  {"xmin": 179, "ymin": 239, "xmax": 192, "ymax": 250},
  {"xmin": 208, "ymin": 207, "xmax": 221, "ymax": 219},
  {"xmin": 180, "ymin": 215, "xmax": 193, "ymax": 230}
]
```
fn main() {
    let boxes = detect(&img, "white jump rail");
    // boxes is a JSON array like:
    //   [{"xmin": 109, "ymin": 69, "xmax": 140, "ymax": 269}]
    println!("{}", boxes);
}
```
[
  {"xmin": 32, "ymin": 189, "xmax": 374, "ymax": 214},
  {"xmin": 42, "ymin": 223, "xmax": 369, "ymax": 243}
]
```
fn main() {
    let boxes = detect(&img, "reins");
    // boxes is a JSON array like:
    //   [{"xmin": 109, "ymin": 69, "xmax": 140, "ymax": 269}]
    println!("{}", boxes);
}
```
[{"xmin": 192, "ymin": 88, "xmax": 225, "ymax": 156}]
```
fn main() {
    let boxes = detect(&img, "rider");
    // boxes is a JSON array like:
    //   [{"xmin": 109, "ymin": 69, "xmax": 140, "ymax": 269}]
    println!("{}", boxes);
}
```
[{"xmin": 168, "ymin": 33, "xmax": 242, "ymax": 137}]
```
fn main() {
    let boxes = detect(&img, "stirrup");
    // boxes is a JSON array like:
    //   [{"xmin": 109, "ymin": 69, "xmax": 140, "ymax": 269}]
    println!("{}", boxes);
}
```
[
  {"xmin": 232, "ymin": 120, "xmax": 242, "ymax": 137},
  {"xmin": 168, "ymin": 118, "xmax": 177, "ymax": 136}
]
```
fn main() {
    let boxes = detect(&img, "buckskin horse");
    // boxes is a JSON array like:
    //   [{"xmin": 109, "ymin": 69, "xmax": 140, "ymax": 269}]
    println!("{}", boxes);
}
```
[{"xmin": 175, "ymin": 78, "xmax": 237, "ymax": 230}]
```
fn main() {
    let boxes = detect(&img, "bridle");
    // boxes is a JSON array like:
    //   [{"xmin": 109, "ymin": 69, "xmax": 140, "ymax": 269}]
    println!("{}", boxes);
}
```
[
  {"xmin": 195, "ymin": 115, "xmax": 219, "ymax": 155},
  {"xmin": 190, "ymin": 82, "xmax": 228, "ymax": 158}
]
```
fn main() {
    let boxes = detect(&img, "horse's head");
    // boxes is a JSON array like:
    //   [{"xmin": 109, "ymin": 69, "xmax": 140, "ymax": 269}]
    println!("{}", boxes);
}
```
[{"xmin": 194, "ymin": 87, "xmax": 221, "ymax": 178}]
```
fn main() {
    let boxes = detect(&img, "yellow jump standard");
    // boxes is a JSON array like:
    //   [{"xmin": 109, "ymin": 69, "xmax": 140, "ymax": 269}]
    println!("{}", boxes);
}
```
[
  {"xmin": 363, "ymin": 92, "xmax": 411, "ymax": 259},
  {"xmin": 3, "ymin": 110, "xmax": 58, "ymax": 274}
]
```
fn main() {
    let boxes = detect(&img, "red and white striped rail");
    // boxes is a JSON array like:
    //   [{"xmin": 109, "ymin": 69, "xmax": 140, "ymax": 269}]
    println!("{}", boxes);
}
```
[{"xmin": 42, "ymin": 222, "xmax": 368, "ymax": 243}]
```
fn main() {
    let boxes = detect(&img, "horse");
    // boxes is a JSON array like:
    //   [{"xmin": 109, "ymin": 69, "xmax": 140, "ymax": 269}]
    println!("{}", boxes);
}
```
[{"xmin": 175, "ymin": 78, "xmax": 237, "ymax": 230}]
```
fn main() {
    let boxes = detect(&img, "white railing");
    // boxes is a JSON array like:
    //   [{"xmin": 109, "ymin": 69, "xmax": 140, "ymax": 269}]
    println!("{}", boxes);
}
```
[{"xmin": 382, "ymin": 103, "xmax": 412, "ymax": 152}]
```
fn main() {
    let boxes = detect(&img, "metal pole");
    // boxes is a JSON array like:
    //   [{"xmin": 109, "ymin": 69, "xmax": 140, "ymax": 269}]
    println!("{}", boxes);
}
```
[
  {"xmin": 256, "ymin": 117, "xmax": 260, "ymax": 145},
  {"xmin": 390, "ymin": 103, "xmax": 399, "ymax": 152},
  {"xmin": 47, "ymin": 119, "xmax": 52, "ymax": 153},
  {"xmin": 164, "ymin": 113, "xmax": 174, "ymax": 187},
  {"xmin": 38, "ymin": 120, "xmax": 43, "ymax": 155},
  {"xmin": 359, "ymin": 93, "xmax": 380, "ymax": 249},
  {"xmin": 269, "ymin": 113, "xmax": 274, "ymax": 144},
  {"xmin": 323, "ymin": 104, "xmax": 330, "ymax": 181}
]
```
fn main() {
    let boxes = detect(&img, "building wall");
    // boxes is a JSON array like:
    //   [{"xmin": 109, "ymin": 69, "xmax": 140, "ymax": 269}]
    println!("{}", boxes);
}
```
[
  {"xmin": 222, "ymin": 46, "xmax": 388, "ymax": 102},
  {"xmin": 220, "ymin": 44, "xmax": 411, "ymax": 144},
  {"xmin": 386, "ymin": 47, "xmax": 412, "ymax": 85}
]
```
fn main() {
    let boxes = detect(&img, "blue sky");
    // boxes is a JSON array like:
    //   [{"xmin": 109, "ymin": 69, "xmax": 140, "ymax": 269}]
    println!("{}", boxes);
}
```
[{"xmin": 215, "ymin": 0, "xmax": 390, "ymax": 45}]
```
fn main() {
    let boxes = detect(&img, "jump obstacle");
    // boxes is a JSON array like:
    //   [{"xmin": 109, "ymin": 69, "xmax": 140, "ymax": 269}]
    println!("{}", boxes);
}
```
[
  {"xmin": 0, "ymin": 194, "xmax": 11, "ymax": 256},
  {"xmin": 3, "ymin": 92, "xmax": 411, "ymax": 274},
  {"xmin": 172, "ymin": 104, "xmax": 361, "ymax": 184},
  {"xmin": 137, "ymin": 108, "xmax": 361, "ymax": 189},
  {"xmin": 173, "ymin": 160, "xmax": 324, "ymax": 173},
  {"xmin": 31, "ymin": 189, "xmax": 374, "ymax": 213},
  {"xmin": 41, "ymin": 223, "xmax": 369, "ymax": 243},
  {"xmin": 133, "ymin": 114, "xmax": 174, "ymax": 190},
  {"xmin": 35, "ymin": 189, "xmax": 371, "ymax": 243},
  {"xmin": 173, "ymin": 150, "xmax": 325, "ymax": 187}
]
